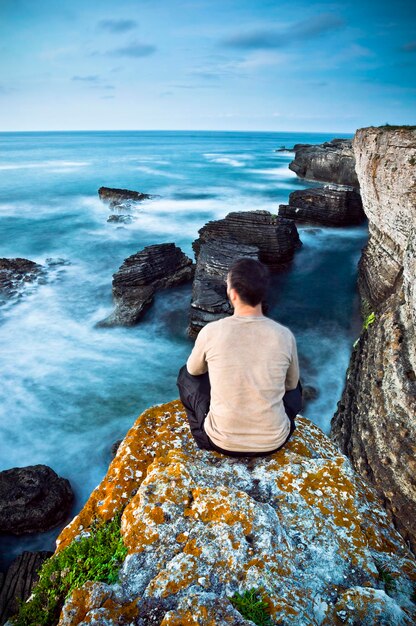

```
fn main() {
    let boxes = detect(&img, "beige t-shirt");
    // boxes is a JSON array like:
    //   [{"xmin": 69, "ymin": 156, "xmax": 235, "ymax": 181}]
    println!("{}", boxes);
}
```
[{"xmin": 186, "ymin": 314, "xmax": 299, "ymax": 452}]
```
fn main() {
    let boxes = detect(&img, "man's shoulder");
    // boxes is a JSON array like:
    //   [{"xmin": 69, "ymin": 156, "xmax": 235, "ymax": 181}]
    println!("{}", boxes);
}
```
[{"xmin": 262, "ymin": 317, "xmax": 295, "ymax": 340}]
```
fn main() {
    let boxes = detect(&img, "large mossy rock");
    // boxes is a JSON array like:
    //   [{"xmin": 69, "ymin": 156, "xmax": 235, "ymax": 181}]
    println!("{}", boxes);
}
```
[{"xmin": 55, "ymin": 401, "xmax": 416, "ymax": 625}]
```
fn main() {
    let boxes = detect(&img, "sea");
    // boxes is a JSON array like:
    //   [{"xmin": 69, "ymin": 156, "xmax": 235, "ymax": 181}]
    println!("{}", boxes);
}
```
[{"xmin": 0, "ymin": 130, "xmax": 368, "ymax": 567}]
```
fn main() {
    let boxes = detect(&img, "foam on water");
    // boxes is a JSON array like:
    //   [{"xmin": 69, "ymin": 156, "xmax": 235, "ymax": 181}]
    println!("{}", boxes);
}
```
[{"xmin": 0, "ymin": 129, "xmax": 362, "ymax": 567}]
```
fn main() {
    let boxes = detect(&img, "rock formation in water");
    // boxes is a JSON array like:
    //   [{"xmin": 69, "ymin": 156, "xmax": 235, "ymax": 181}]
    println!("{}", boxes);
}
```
[
  {"xmin": 189, "ymin": 211, "xmax": 301, "ymax": 337},
  {"xmin": 0, "ymin": 258, "xmax": 45, "ymax": 303},
  {"xmin": 0, "ymin": 551, "xmax": 52, "ymax": 626},
  {"xmin": 98, "ymin": 243, "xmax": 194, "ymax": 327},
  {"xmin": 21, "ymin": 400, "xmax": 415, "ymax": 625},
  {"xmin": 289, "ymin": 138, "xmax": 359, "ymax": 188},
  {"xmin": 0, "ymin": 465, "xmax": 73, "ymax": 534},
  {"xmin": 98, "ymin": 187, "xmax": 152, "ymax": 208},
  {"xmin": 331, "ymin": 126, "xmax": 416, "ymax": 553},
  {"xmin": 279, "ymin": 186, "xmax": 365, "ymax": 226}
]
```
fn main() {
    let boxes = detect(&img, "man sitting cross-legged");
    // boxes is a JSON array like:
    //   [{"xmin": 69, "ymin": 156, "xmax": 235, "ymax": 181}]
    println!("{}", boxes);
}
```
[{"xmin": 177, "ymin": 257, "xmax": 302, "ymax": 457}]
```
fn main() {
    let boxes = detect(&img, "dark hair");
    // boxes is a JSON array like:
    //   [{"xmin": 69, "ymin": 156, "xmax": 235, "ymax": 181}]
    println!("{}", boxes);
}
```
[{"xmin": 228, "ymin": 258, "xmax": 269, "ymax": 306}]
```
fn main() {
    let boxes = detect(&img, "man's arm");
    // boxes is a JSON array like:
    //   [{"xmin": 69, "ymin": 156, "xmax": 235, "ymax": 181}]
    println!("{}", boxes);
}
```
[
  {"xmin": 285, "ymin": 332, "xmax": 299, "ymax": 391},
  {"xmin": 186, "ymin": 327, "xmax": 208, "ymax": 375}
]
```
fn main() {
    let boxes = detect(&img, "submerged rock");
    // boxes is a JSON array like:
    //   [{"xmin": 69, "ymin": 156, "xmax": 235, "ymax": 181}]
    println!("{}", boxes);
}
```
[
  {"xmin": 189, "ymin": 211, "xmax": 301, "ymax": 337},
  {"xmin": 289, "ymin": 138, "xmax": 359, "ymax": 188},
  {"xmin": 331, "ymin": 126, "xmax": 416, "ymax": 553},
  {"xmin": 0, "ymin": 551, "xmax": 52, "ymax": 625},
  {"xmin": 0, "ymin": 258, "xmax": 45, "ymax": 303},
  {"xmin": 98, "ymin": 243, "xmax": 194, "ymax": 327},
  {"xmin": 107, "ymin": 214, "xmax": 134, "ymax": 224},
  {"xmin": 55, "ymin": 400, "xmax": 416, "ymax": 625},
  {"xmin": 279, "ymin": 186, "xmax": 365, "ymax": 226},
  {"xmin": 0, "ymin": 465, "xmax": 73, "ymax": 535},
  {"xmin": 98, "ymin": 186, "xmax": 152, "ymax": 208}
]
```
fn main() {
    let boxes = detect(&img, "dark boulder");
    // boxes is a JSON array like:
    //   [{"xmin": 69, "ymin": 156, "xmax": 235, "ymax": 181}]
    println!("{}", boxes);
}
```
[
  {"xmin": 0, "ymin": 258, "xmax": 45, "ymax": 302},
  {"xmin": 98, "ymin": 187, "xmax": 152, "ymax": 208},
  {"xmin": 279, "ymin": 186, "xmax": 365, "ymax": 226},
  {"xmin": 189, "ymin": 211, "xmax": 301, "ymax": 337},
  {"xmin": 0, "ymin": 465, "xmax": 73, "ymax": 535},
  {"xmin": 107, "ymin": 214, "xmax": 134, "ymax": 224},
  {"xmin": 289, "ymin": 139, "xmax": 359, "ymax": 188},
  {"xmin": 0, "ymin": 551, "xmax": 52, "ymax": 625},
  {"xmin": 98, "ymin": 243, "xmax": 194, "ymax": 327}
]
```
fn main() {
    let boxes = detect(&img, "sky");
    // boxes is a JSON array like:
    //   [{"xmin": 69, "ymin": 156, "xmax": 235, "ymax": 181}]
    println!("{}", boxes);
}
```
[{"xmin": 0, "ymin": 0, "xmax": 415, "ymax": 132}]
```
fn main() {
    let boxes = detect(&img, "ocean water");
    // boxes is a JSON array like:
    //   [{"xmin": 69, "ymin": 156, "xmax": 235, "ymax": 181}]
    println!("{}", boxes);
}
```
[{"xmin": 0, "ymin": 131, "xmax": 368, "ymax": 567}]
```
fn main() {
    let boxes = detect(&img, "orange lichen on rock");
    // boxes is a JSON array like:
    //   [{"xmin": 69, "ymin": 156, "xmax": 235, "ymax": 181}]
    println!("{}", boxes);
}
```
[{"xmin": 56, "ymin": 401, "xmax": 416, "ymax": 625}]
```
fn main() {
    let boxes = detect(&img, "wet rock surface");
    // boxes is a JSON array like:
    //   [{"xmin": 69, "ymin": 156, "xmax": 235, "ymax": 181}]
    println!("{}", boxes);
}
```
[
  {"xmin": 331, "ymin": 126, "xmax": 416, "ymax": 553},
  {"xmin": 98, "ymin": 186, "xmax": 152, "ymax": 208},
  {"xmin": 0, "ymin": 465, "xmax": 73, "ymax": 535},
  {"xmin": 289, "ymin": 138, "xmax": 359, "ymax": 188},
  {"xmin": 56, "ymin": 400, "xmax": 416, "ymax": 625},
  {"xmin": 98, "ymin": 243, "xmax": 194, "ymax": 327},
  {"xmin": 0, "ymin": 258, "xmax": 45, "ymax": 303},
  {"xmin": 279, "ymin": 186, "xmax": 365, "ymax": 226},
  {"xmin": 0, "ymin": 551, "xmax": 52, "ymax": 625},
  {"xmin": 189, "ymin": 211, "xmax": 301, "ymax": 337}
]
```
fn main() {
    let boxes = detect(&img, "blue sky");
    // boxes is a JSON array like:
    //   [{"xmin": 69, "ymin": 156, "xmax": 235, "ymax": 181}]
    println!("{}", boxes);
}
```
[{"xmin": 0, "ymin": 0, "xmax": 415, "ymax": 132}]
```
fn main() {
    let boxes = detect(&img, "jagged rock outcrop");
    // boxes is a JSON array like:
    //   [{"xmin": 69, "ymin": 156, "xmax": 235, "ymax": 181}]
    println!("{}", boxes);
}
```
[
  {"xmin": 0, "ymin": 465, "xmax": 73, "ymax": 534},
  {"xmin": 51, "ymin": 401, "xmax": 416, "ymax": 625},
  {"xmin": 331, "ymin": 126, "xmax": 416, "ymax": 552},
  {"xmin": 0, "ymin": 258, "xmax": 45, "ymax": 304},
  {"xmin": 98, "ymin": 187, "xmax": 152, "ymax": 208},
  {"xmin": 98, "ymin": 243, "xmax": 194, "ymax": 327},
  {"xmin": 279, "ymin": 186, "xmax": 365, "ymax": 226},
  {"xmin": 289, "ymin": 138, "xmax": 359, "ymax": 188},
  {"xmin": 0, "ymin": 551, "xmax": 52, "ymax": 625},
  {"xmin": 189, "ymin": 211, "xmax": 301, "ymax": 337}
]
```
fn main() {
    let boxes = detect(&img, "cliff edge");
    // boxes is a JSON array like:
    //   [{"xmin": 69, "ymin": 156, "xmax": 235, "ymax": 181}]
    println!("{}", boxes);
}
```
[
  {"xmin": 15, "ymin": 401, "xmax": 415, "ymax": 625},
  {"xmin": 331, "ymin": 126, "xmax": 416, "ymax": 552}
]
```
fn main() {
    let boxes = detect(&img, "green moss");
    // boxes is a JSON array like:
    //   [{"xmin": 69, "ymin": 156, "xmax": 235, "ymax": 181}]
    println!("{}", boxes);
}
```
[
  {"xmin": 374, "ymin": 560, "xmax": 398, "ymax": 597},
  {"xmin": 363, "ymin": 311, "xmax": 376, "ymax": 330},
  {"xmin": 12, "ymin": 512, "xmax": 127, "ymax": 626},
  {"xmin": 230, "ymin": 588, "xmax": 274, "ymax": 626},
  {"xmin": 377, "ymin": 124, "xmax": 416, "ymax": 130}
]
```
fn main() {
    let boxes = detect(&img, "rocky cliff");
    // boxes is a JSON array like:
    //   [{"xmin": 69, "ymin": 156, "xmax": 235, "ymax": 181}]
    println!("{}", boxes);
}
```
[
  {"xmin": 14, "ymin": 401, "xmax": 416, "ymax": 625},
  {"xmin": 331, "ymin": 126, "xmax": 416, "ymax": 552}
]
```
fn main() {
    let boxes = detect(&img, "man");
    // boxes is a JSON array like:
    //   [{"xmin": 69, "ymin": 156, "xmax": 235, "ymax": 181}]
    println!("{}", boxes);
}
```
[{"xmin": 177, "ymin": 257, "xmax": 301, "ymax": 457}]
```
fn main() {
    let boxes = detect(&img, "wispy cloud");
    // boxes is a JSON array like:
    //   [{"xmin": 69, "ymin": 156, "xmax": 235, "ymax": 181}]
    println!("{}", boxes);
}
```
[
  {"xmin": 98, "ymin": 19, "xmax": 138, "ymax": 33},
  {"xmin": 222, "ymin": 13, "xmax": 345, "ymax": 50},
  {"xmin": 108, "ymin": 41, "xmax": 157, "ymax": 57},
  {"xmin": 72, "ymin": 75, "xmax": 100, "ymax": 82},
  {"xmin": 402, "ymin": 41, "xmax": 416, "ymax": 52}
]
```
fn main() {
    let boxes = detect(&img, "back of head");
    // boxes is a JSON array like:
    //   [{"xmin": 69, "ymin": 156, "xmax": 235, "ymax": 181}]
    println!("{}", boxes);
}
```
[{"xmin": 228, "ymin": 258, "xmax": 269, "ymax": 307}]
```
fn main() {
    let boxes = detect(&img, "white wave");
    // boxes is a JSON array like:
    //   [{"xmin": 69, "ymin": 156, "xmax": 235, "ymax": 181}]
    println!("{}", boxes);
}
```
[
  {"xmin": 135, "ymin": 165, "xmax": 185, "ymax": 179},
  {"xmin": 250, "ymin": 167, "xmax": 297, "ymax": 179},
  {"xmin": 0, "ymin": 160, "xmax": 90, "ymax": 171},
  {"xmin": 203, "ymin": 153, "xmax": 248, "ymax": 168}
]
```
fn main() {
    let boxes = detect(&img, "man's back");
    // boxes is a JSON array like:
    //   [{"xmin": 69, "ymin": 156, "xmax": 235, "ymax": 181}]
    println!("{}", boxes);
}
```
[{"xmin": 187, "ymin": 314, "xmax": 299, "ymax": 452}]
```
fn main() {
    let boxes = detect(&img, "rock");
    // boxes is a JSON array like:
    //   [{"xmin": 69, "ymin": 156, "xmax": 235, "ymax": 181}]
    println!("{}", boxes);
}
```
[
  {"xmin": 97, "ymin": 243, "xmax": 194, "ymax": 328},
  {"xmin": 0, "ymin": 551, "xmax": 52, "ymax": 625},
  {"xmin": 279, "ymin": 186, "xmax": 365, "ymax": 226},
  {"xmin": 189, "ymin": 211, "xmax": 301, "ymax": 337},
  {"xmin": 98, "ymin": 186, "xmax": 152, "ymax": 208},
  {"xmin": 0, "ymin": 258, "xmax": 45, "ymax": 303},
  {"xmin": 55, "ymin": 400, "xmax": 416, "ymax": 625},
  {"xmin": 289, "ymin": 138, "xmax": 359, "ymax": 188},
  {"xmin": 107, "ymin": 214, "xmax": 134, "ymax": 224},
  {"xmin": 302, "ymin": 385, "xmax": 318, "ymax": 401},
  {"xmin": 331, "ymin": 126, "xmax": 416, "ymax": 553},
  {"xmin": 275, "ymin": 146, "xmax": 294, "ymax": 152},
  {"xmin": 0, "ymin": 465, "xmax": 73, "ymax": 535}
]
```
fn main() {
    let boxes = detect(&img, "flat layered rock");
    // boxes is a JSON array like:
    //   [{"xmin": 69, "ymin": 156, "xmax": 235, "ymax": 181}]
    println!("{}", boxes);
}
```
[
  {"xmin": 98, "ymin": 187, "xmax": 152, "ymax": 208},
  {"xmin": 98, "ymin": 243, "xmax": 194, "ymax": 327},
  {"xmin": 0, "ymin": 465, "xmax": 73, "ymax": 535},
  {"xmin": 189, "ymin": 211, "xmax": 301, "ymax": 336},
  {"xmin": 0, "ymin": 258, "xmax": 45, "ymax": 303},
  {"xmin": 55, "ymin": 400, "xmax": 416, "ymax": 626},
  {"xmin": 279, "ymin": 186, "xmax": 365, "ymax": 226},
  {"xmin": 289, "ymin": 138, "xmax": 359, "ymax": 188}
]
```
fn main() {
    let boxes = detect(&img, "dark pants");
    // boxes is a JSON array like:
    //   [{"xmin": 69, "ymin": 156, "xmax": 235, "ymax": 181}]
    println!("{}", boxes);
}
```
[{"xmin": 176, "ymin": 365, "xmax": 302, "ymax": 457}]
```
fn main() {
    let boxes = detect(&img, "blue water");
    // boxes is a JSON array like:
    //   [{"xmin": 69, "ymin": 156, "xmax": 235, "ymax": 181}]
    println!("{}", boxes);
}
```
[{"xmin": 0, "ymin": 131, "xmax": 367, "ymax": 567}]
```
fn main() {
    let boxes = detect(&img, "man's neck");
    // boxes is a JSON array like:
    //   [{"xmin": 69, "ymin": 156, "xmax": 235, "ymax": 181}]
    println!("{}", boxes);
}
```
[{"xmin": 233, "ymin": 302, "xmax": 263, "ymax": 317}]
